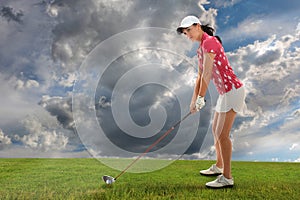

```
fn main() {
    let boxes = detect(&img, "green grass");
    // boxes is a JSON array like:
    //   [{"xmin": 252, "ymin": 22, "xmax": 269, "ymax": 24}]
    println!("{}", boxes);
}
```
[{"xmin": 0, "ymin": 158, "xmax": 299, "ymax": 199}]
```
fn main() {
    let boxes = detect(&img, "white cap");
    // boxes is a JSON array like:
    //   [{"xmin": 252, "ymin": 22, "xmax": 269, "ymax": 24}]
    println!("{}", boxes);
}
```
[{"xmin": 177, "ymin": 16, "xmax": 201, "ymax": 34}]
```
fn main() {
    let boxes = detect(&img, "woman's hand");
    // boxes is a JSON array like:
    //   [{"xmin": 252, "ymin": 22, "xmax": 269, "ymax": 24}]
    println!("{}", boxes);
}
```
[
  {"xmin": 195, "ymin": 95, "xmax": 205, "ymax": 110},
  {"xmin": 190, "ymin": 96, "xmax": 205, "ymax": 114},
  {"xmin": 190, "ymin": 101, "xmax": 197, "ymax": 114}
]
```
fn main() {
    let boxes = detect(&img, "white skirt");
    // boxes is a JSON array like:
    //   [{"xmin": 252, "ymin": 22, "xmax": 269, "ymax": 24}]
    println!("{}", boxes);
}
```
[{"xmin": 215, "ymin": 86, "xmax": 246, "ymax": 113}]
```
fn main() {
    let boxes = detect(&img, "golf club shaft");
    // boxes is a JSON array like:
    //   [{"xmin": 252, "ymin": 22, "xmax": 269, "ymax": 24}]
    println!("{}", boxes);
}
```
[{"xmin": 114, "ymin": 111, "xmax": 192, "ymax": 180}]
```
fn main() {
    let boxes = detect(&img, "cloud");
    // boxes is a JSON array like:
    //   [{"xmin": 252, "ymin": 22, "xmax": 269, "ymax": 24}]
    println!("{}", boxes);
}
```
[
  {"xmin": 233, "ymin": 104, "xmax": 300, "ymax": 160},
  {"xmin": 222, "ymin": 10, "xmax": 300, "ymax": 43},
  {"xmin": 96, "ymin": 96, "xmax": 111, "ymax": 109},
  {"xmin": 211, "ymin": 0, "xmax": 242, "ymax": 8},
  {"xmin": 0, "ymin": 0, "xmax": 299, "ymax": 161},
  {"xmin": 57, "ymin": 72, "xmax": 77, "ymax": 88},
  {"xmin": 15, "ymin": 79, "xmax": 39, "ymax": 90},
  {"xmin": 289, "ymin": 143, "xmax": 299, "ymax": 151},
  {"xmin": 48, "ymin": 0, "xmax": 216, "ymax": 72},
  {"xmin": 19, "ymin": 116, "xmax": 68, "ymax": 151},
  {"xmin": 0, "ymin": 73, "xmax": 44, "ymax": 125},
  {"xmin": 49, "ymin": 0, "xmax": 136, "ymax": 71},
  {"xmin": 39, "ymin": 94, "xmax": 74, "ymax": 130},
  {"xmin": 227, "ymin": 24, "xmax": 300, "ymax": 161},
  {"xmin": 0, "ymin": 6, "xmax": 23, "ymax": 24},
  {"xmin": 198, "ymin": 0, "xmax": 218, "ymax": 28},
  {"xmin": 227, "ymin": 30, "xmax": 300, "ymax": 111},
  {"xmin": 292, "ymin": 109, "xmax": 300, "ymax": 117},
  {"xmin": 0, "ymin": 129, "xmax": 12, "ymax": 150},
  {"xmin": 49, "ymin": 0, "xmax": 218, "ymax": 159}
]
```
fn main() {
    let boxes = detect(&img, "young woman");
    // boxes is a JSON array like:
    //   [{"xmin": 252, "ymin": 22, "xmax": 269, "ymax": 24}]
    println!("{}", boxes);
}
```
[{"xmin": 177, "ymin": 16, "xmax": 246, "ymax": 188}]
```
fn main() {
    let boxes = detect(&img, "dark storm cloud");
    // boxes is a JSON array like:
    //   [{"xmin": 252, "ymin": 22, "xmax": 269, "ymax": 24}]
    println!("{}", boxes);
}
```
[
  {"xmin": 0, "ymin": 6, "xmax": 23, "ymax": 24},
  {"xmin": 39, "ymin": 95, "xmax": 74, "ymax": 130},
  {"xmin": 49, "ymin": 0, "xmax": 208, "ymax": 71},
  {"xmin": 41, "ymin": 0, "xmax": 219, "ymax": 158}
]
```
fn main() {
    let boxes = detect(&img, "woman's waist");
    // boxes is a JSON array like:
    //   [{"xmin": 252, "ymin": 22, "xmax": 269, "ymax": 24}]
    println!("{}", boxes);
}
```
[{"xmin": 215, "ymin": 82, "xmax": 244, "ymax": 95}]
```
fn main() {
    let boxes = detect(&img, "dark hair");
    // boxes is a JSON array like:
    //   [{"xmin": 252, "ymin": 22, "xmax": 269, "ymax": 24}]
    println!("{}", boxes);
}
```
[{"xmin": 200, "ymin": 24, "xmax": 222, "ymax": 44}]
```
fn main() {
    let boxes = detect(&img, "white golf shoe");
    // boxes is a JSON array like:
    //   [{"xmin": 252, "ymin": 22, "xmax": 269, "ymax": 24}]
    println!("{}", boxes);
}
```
[
  {"xmin": 205, "ymin": 175, "xmax": 234, "ymax": 189},
  {"xmin": 199, "ymin": 164, "xmax": 223, "ymax": 176}
]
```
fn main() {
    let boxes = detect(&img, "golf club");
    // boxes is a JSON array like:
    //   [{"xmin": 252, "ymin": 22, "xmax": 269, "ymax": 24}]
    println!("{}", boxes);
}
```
[{"xmin": 102, "ymin": 111, "xmax": 192, "ymax": 184}]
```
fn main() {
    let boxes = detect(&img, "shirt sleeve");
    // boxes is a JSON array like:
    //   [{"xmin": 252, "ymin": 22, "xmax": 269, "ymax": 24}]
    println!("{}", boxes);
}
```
[{"xmin": 202, "ymin": 37, "xmax": 220, "ymax": 54}]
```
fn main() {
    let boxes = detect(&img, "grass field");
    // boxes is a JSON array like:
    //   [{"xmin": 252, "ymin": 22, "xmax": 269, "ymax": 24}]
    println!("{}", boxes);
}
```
[{"xmin": 0, "ymin": 158, "xmax": 299, "ymax": 199}]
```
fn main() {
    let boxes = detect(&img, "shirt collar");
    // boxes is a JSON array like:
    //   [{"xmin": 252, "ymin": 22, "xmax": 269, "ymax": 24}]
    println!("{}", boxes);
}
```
[{"xmin": 200, "ymin": 32, "xmax": 209, "ymax": 45}]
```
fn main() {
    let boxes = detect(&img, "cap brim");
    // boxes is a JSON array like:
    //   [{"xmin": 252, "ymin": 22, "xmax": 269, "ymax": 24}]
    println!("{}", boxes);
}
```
[
  {"xmin": 176, "ymin": 23, "xmax": 199, "ymax": 34},
  {"xmin": 176, "ymin": 27, "xmax": 185, "ymax": 34}
]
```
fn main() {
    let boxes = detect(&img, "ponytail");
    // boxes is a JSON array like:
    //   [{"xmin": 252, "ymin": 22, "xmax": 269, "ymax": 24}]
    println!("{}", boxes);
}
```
[
  {"xmin": 214, "ymin": 35, "xmax": 222, "ymax": 44},
  {"xmin": 201, "ymin": 24, "xmax": 222, "ymax": 44}
]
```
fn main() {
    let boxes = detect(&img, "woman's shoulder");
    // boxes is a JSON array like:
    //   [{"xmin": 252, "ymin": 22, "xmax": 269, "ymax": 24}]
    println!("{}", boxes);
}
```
[
  {"xmin": 202, "ymin": 35, "xmax": 222, "ymax": 53},
  {"xmin": 203, "ymin": 35, "xmax": 221, "ymax": 47}
]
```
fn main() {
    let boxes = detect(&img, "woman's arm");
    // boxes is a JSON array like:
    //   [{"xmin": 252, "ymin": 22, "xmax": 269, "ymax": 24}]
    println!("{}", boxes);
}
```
[
  {"xmin": 198, "ymin": 52, "xmax": 215, "ymax": 97},
  {"xmin": 190, "ymin": 52, "xmax": 215, "ymax": 113},
  {"xmin": 190, "ymin": 70, "xmax": 202, "ymax": 113}
]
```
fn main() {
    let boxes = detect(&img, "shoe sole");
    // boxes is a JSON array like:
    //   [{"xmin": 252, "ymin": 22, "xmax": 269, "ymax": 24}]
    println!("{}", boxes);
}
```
[
  {"xmin": 199, "ymin": 172, "xmax": 222, "ymax": 176},
  {"xmin": 206, "ymin": 184, "xmax": 234, "ymax": 189}
]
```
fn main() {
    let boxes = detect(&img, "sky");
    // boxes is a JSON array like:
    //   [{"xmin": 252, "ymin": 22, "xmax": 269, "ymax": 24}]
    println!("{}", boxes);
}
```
[{"xmin": 0, "ymin": 0, "xmax": 299, "ymax": 166}]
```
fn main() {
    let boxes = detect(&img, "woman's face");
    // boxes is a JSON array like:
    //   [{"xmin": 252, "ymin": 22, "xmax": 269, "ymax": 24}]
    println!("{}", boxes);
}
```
[{"xmin": 182, "ymin": 24, "xmax": 201, "ymax": 42}]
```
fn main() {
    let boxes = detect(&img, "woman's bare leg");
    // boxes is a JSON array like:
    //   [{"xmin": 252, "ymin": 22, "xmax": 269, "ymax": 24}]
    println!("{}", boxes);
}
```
[
  {"xmin": 212, "ymin": 112, "xmax": 223, "ymax": 169},
  {"xmin": 214, "ymin": 109, "xmax": 236, "ymax": 179}
]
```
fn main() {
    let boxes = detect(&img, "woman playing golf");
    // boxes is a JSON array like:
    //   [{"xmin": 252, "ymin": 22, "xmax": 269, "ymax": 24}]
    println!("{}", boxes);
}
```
[{"xmin": 177, "ymin": 16, "xmax": 246, "ymax": 188}]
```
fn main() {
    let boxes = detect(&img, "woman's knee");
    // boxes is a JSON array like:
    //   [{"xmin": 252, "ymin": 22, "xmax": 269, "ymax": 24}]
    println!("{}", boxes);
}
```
[{"xmin": 215, "ymin": 130, "xmax": 231, "ymax": 143}]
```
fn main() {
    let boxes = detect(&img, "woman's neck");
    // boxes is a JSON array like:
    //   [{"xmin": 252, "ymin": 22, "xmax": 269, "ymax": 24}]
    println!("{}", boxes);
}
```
[{"xmin": 196, "ymin": 30, "xmax": 204, "ymax": 42}]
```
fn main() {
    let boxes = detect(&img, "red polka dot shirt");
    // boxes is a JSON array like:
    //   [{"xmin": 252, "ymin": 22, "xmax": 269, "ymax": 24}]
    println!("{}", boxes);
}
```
[{"xmin": 197, "ymin": 32, "xmax": 243, "ymax": 95}]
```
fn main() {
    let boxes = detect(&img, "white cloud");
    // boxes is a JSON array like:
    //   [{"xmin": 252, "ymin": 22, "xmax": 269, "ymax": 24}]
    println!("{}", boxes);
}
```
[
  {"xmin": 57, "ymin": 73, "xmax": 77, "ymax": 87},
  {"xmin": 222, "ymin": 11, "xmax": 300, "ymax": 42},
  {"xmin": 0, "ymin": 74, "xmax": 43, "ymax": 125},
  {"xmin": 0, "ymin": 129, "xmax": 12, "ymax": 149},
  {"xmin": 46, "ymin": 3, "xmax": 59, "ymax": 18},
  {"xmin": 212, "ymin": 0, "xmax": 242, "ymax": 8},
  {"xmin": 280, "ymin": 86, "xmax": 300, "ymax": 106},
  {"xmin": 227, "ymin": 28, "xmax": 300, "ymax": 113},
  {"xmin": 15, "ymin": 79, "xmax": 39, "ymax": 90},
  {"xmin": 20, "ymin": 116, "xmax": 68, "ymax": 151},
  {"xmin": 289, "ymin": 143, "xmax": 299, "ymax": 151},
  {"xmin": 198, "ymin": 0, "xmax": 218, "ymax": 28},
  {"xmin": 233, "ymin": 107, "xmax": 300, "ymax": 161},
  {"xmin": 229, "ymin": 23, "xmax": 300, "ymax": 161}
]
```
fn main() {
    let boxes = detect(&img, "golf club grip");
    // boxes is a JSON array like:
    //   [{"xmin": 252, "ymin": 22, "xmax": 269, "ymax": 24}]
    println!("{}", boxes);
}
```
[{"xmin": 114, "ymin": 111, "xmax": 192, "ymax": 180}]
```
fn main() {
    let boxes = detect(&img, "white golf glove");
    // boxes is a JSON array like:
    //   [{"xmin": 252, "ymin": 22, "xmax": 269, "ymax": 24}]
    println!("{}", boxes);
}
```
[{"xmin": 195, "ymin": 95, "xmax": 205, "ymax": 111}]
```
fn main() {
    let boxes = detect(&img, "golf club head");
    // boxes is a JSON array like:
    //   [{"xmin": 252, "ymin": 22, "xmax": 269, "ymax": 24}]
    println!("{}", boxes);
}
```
[{"xmin": 102, "ymin": 175, "xmax": 116, "ymax": 185}]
